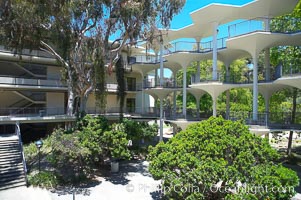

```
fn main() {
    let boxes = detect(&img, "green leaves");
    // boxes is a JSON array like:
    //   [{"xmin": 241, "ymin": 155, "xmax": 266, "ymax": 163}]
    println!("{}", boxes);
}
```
[{"xmin": 148, "ymin": 117, "xmax": 299, "ymax": 199}]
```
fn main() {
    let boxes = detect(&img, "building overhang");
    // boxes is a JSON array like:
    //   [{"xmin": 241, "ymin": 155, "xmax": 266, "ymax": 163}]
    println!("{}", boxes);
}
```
[{"xmin": 227, "ymin": 32, "xmax": 301, "ymax": 55}]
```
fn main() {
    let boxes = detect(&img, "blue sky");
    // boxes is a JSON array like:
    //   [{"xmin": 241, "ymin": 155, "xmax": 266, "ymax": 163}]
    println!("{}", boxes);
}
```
[
  {"xmin": 162, "ymin": 0, "xmax": 253, "ymax": 77},
  {"xmin": 170, "ymin": 0, "xmax": 253, "ymax": 29}
]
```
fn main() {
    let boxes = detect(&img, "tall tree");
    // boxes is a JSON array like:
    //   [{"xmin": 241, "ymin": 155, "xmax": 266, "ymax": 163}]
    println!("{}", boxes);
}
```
[{"xmin": 0, "ymin": 0, "xmax": 185, "ymax": 117}]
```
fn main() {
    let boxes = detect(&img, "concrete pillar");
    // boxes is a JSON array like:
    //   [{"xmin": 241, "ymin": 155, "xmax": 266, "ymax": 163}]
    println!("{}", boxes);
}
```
[
  {"xmin": 173, "ymin": 91, "xmax": 177, "ymax": 117},
  {"xmin": 212, "ymin": 22, "xmax": 219, "ymax": 80},
  {"xmin": 265, "ymin": 95, "xmax": 270, "ymax": 126},
  {"xmin": 141, "ymin": 73, "xmax": 144, "ymax": 114},
  {"xmin": 213, "ymin": 97, "xmax": 217, "ymax": 117},
  {"xmin": 159, "ymin": 97, "xmax": 163, "ymax": 141},
  {"xmin": 154, "ymin": 52, "xmax": 158, "ymax": 86},
  {"xmin": 226, "ymin": 91, "xmax": 230, "ymax": 119},
  {"xmin": 196, "ymin": 37, "xmax": 201, "ymax": 52},
  {"xmin": 253, "ymin": 54, "xmax": 259, "ymax": 121},
  {"xmin": 264, "ymin": 17, "xmax": 270, "ymax": 31},
  {"xmin": 173, "ymin": 124, "xmax": 177, "ymax": 136},
  {"xmin": 196, "ymin": 98, "xmax": 200, "ymax": 119},
  {"xmin": 265, "ymin": 48, "xmax": 271, "ymax": 81},
  {"xmin": 225, "ymin": 63, "xmax": 230, "ymax": 119},
  {"xmin": 196, "ymin": 61, "xmax": 201, "ymax": 83},
  {"xmin": 172, "ymin": 70, "xmax": 177, "ymax": 116},
  {"xmin": 183, "ymin": 66, "xmax": 187, "ymax": 118},
  {"xmin": 195, "ymin": 37, "xmax": 201, "ymax": 83},
  {"xmin": 160, "ymin": 43, "xmax": 164, "ymax": 87}
]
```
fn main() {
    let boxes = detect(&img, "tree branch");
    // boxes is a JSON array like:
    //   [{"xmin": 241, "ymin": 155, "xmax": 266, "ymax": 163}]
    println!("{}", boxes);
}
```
[{"xmin": 40, "ymin": 41, "xmax": 69, "ymax": 68}]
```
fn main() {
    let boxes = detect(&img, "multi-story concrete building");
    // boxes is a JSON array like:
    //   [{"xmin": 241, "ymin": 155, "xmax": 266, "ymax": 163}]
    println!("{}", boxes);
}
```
[
  {"xmin": 0, "ymin": 0, "xmax": 301, "ymax": 189},
  {"xmin": 143, "ymin": 0, "xmax": 301, "ymax": 135},
  {"xmin": 0, "ymin": 0, "xmax": 300, "ymax": 139}
]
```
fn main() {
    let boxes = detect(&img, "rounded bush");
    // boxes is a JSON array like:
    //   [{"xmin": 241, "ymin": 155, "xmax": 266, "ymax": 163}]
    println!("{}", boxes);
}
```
[{"xmin": 148, "ymin": 117, "xmax": 299, "ymax": 200}]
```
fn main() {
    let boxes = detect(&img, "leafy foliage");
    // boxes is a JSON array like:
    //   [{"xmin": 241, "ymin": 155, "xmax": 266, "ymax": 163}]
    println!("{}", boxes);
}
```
[
  {"xmin": 148, "ymin": 117, "xmax": 299, "ymax": 199},
  {"xmin": 28, "ymin": 171, "xmax": 60, "ymax": 188},
  {"xmin": 122, "ymin": 118, "xmax": 158, "ymax": 145},
  {"xmin": 102, "ymin": 123, "xmax": 131, "ymax": 160},
  {"xmin": 24, "ymin": 115, "xmax": 157, "ymax": 185}
]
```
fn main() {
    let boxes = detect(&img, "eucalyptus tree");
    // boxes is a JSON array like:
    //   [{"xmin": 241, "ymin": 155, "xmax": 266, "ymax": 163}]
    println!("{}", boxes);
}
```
[{"xmin": 0, "ymin": 0, "xmax": 185, "ymax": 118}]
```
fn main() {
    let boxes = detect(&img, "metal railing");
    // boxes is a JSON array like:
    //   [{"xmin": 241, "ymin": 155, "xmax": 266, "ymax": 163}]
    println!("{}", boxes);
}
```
[
  {"xmin": 0, "ymin": 76, "xmax": 66, "ymax": 88},
  {"xmin": 229, "ymin": 111, "xmax": 301, "ymax": 128},
  {"xmin": 0, "ymin": 45, "xmax": 55, "ymax": 59},
  {"xmin": 133, "ymin": 55, "xmax": 166, "ymax": 64},
  {"xmin": 163, "ymin": 37, "xmax": 227, "ymax": 55},
  {"xmin": 190, "ymin": 64, "xmax": 299, "ymax": 85},
  {"xmin": 15, "ymin": 122, "xmax": 28, "ymax": 186},
  {"xmin": 106, "ymin": 82, "xmax": 143, "ymax": 91},
  {"xmin": 228, "ymin": 17, "xmax": 301, "ymax": 38},
  {"xmin": 0, "ymin": 107, "xmax": 66, "ymax": 117},
  {"xmin": 144, "ymin": 78, "xmax": 183, "ymax": 88},
  {"xmin": 86, "ymin": 106, "xmax": 160, "ymax": 117},
  {"xmin": 278, "ymin": 60, "xmax": 301, "ymax": 77}
]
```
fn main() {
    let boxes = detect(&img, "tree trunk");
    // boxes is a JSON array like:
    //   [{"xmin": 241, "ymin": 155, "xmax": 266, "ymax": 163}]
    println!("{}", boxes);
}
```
[
  {"xmin": 287, "ymin": 88, "xmax": 297, "ymax": 156},
  {"xmin": 80, "ymin": 94, "xmax": 87, "ymax": 117},
  {"xmin": 67, "ymin": 75, "xmax": 75, "ymax": 116}
]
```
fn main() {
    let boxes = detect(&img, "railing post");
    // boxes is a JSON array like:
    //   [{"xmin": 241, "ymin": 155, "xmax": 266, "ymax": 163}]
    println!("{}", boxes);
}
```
[{"xmin": 16, "ymin": 121, "xmax": 28, "ymax": 186}]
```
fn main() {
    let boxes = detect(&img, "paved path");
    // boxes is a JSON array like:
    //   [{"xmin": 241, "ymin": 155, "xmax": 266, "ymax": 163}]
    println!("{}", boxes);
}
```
[{"xmin": 0, "ymin": 161, "xmax": 161, "ymax": 200}]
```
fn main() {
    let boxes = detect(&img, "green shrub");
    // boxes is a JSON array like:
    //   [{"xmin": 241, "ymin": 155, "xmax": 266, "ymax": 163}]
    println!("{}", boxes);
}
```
[
  {"xmin": 28, "ymin": 171, "xmax": 60, "ymax": 188},
  {"xmin": 148, "ymin": 117, "xmax": 299, "ymax": 200},
  {"xmin": 24, "ymin": 142, "xmax": 38, "ymax": 165}
]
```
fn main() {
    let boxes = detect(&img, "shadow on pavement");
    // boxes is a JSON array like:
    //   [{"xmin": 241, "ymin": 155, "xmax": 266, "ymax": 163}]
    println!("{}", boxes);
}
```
[{"xmin": 103, "ymin": 160, "xmax": 152, "ymax": 185}]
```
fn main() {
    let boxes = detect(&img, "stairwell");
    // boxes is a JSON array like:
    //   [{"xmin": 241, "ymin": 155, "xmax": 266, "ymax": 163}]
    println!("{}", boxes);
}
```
[{"xmin": 0, "ymin": 134, "xmax": 27, "ymax": 190}]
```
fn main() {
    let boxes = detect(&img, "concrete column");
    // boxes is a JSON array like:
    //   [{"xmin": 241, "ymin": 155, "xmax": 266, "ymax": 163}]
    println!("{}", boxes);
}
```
[
  {"xmin": 195, "ymin": 37, "xmax": 202, "ymax": 83},
  {"xmin": 212, "ymin": 22, "xmax": 218, "ymax": 80},
  {"xmin": 196, "ymin": 37, "xmax": 201, "ymax": 52},
  {"xmin": 265, "ymin": 48, "xmax": 271, "ymax": 81},
  {"xmin": 225, "ymin": 63, "xmax": 230, "ymax": 119},
  {"xmin": 160, "ymin": 43, "xmax": 164, "ymax": 87},
  {"xmin": 159, "ymin": 97, "xmax": 164, "ymax": 141},
  {"xmin": 264, "ymin": 17, "xmax": 270, "ymax": 31},
  {"xmin": 226, "ymin": 91, "xmax": 230, "ymax": 119},
  {"xmin": 253, "ymin": 54, "xmax": 259, "ymax": 121},
  {"xmin": 196, "ymin": 61, "xmax": 201, "ymax": 83},
  {"xmin": 183, "ymin": 66, "xmax": 187, "ymax": 118},
  {"xmin": 196, "ymin": 98, "xmax": 200, "ymax": 119},
  {"xmin": 213, "ymin": 97, "xmax": 217, "ymax": 117},
  {"xmin": 265, "ymin": 95, "xmax": 270, "ymax": 126},
  {"xmin": 172, "ymin": 70, "xmax": 177, "ymax": 116},
  {"xmin": 173, "ymin": 124, "xmax": 177, "ymax": 136},
  {"xmin": 155, "ymin": 69, "xmax": 158, "ymax": 87},
  {"xmin": 173, "ymin": 91, "xmax": 177, "ymax": 116},
  {"xmin": 141, "ymin": 73, "xmax": 144, "ymax": 114}
]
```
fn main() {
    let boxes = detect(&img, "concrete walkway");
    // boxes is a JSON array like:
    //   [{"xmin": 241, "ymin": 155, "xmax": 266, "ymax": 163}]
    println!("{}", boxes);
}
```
[{"xmin": 0, "ymin": 161, "xmax": 161, "ymax": 200}]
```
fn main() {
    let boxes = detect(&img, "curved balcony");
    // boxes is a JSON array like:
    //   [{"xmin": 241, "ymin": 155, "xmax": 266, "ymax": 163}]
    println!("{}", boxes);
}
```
[
  {"xmin": 143, "ymin": 78, "xmax": 183, "ymax": 89},
  {"xmin": 163, "ymin": 37, "xmax": 227, "ymax": 55},
  {"xmin": 229, "ymin": 111, "xmax": 301, "ymax": 129},
  {"xmin": 190, "ymin": 59, "xmax": 301, "ymax": 85},
  {"xmin": 228, "ymin": 17, "xmax": 301, "ymax": 38},
  {"xmin": 132, "ymin": 55, "xmax": 166, "ymax": 64}
]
